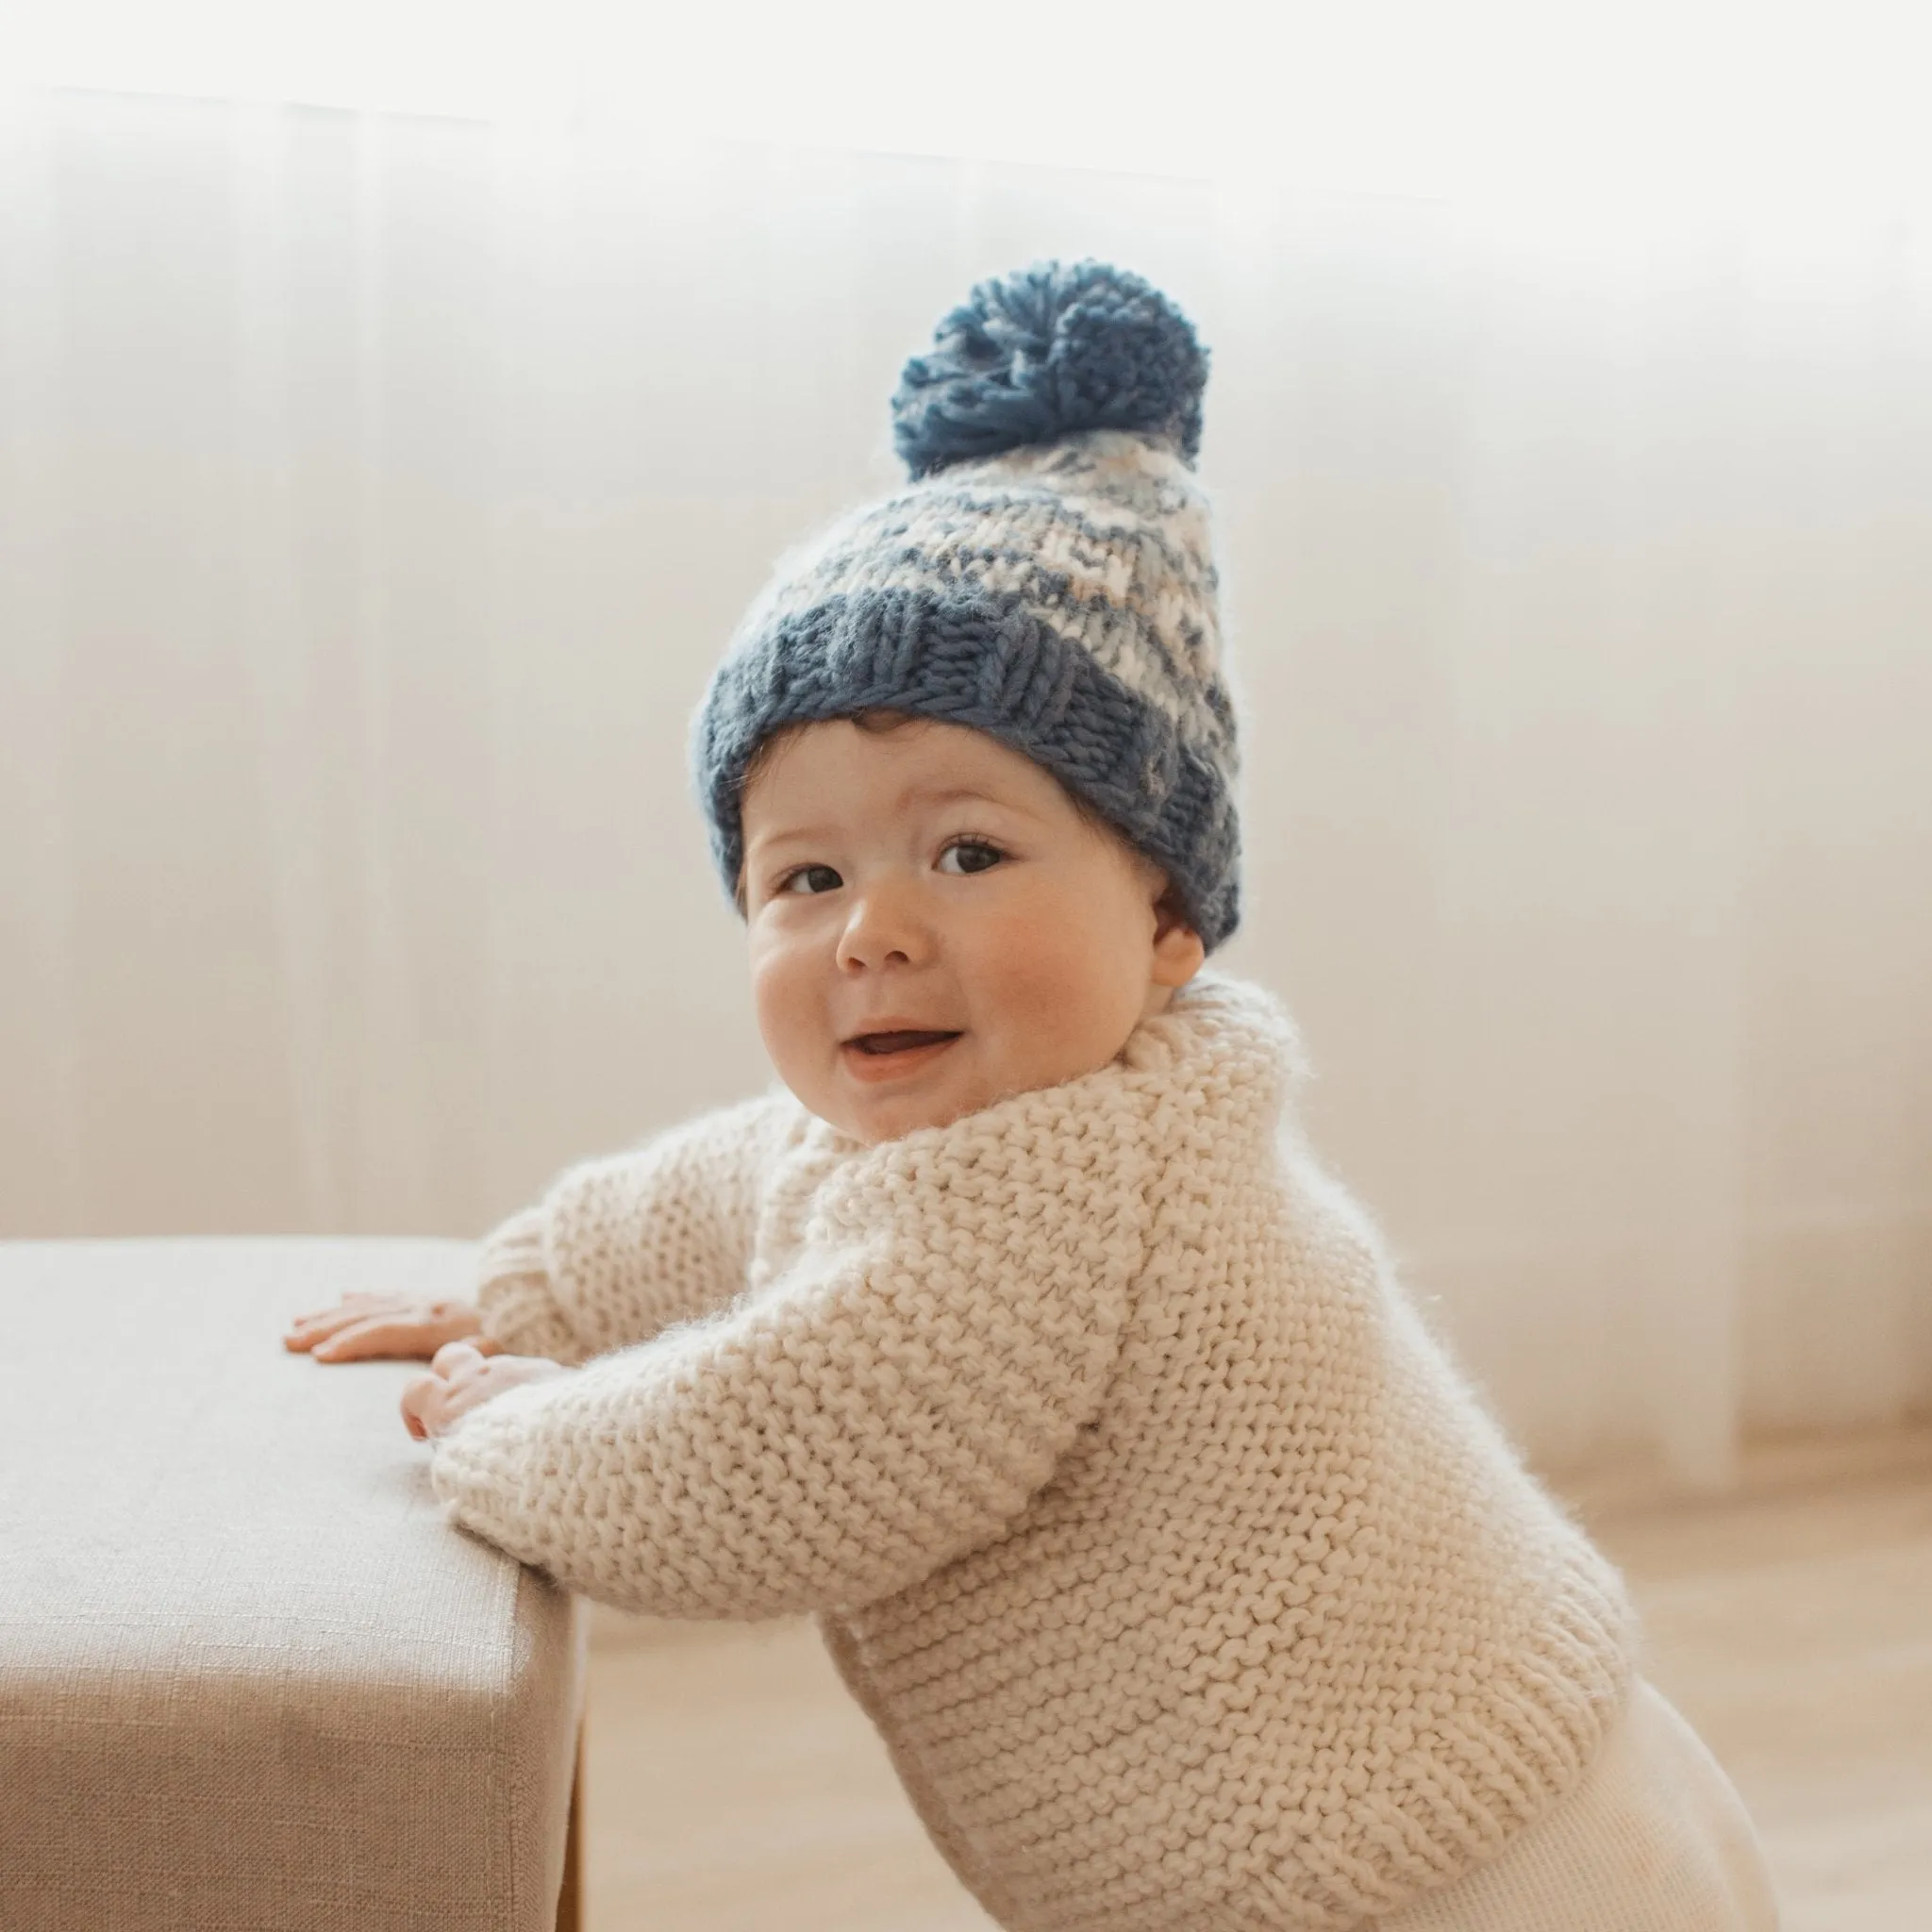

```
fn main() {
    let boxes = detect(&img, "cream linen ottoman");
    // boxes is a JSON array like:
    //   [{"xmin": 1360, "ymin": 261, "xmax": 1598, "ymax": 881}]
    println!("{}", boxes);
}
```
[{"xmin": 0, "ymin": 1239, "xmax": 588, "ymax": 1931}]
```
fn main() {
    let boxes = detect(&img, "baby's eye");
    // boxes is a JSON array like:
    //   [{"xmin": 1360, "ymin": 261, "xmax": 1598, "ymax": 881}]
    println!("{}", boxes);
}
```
[
  {"xmin": 780, "ymin": 864, "xmax": 843, "ymax": 896},
  {"xmin": 938, "ymin": 839, "xmax": 1006, "ymax": 876}
]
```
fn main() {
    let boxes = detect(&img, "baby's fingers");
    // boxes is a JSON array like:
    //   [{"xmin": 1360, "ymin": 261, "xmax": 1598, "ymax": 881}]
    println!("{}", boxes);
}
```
[
  {"xmin": 283, "ymin": 1306, "xmax": 371, "ymax": 1352},
  {"xmin": 399, "ymin": 1372, "xmax": 439, "ymax": 1441},
  {"xmin": 400, "ymin": 1363, "xmax": 487, "ymax": 1440},
  {"xmin": 311, "ymin": 1317, "xmax": 441, "ymax": 1363},
  {"xmin": 283, "ymin": 1291, "xmax": 401, "ymax": 1348}
]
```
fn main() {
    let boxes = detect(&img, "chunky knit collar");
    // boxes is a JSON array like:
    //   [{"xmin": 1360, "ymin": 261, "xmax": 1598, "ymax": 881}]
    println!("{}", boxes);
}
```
[{"xmin": 1120, "ymin": 967, "xmax": 1309, "ymax": 1092}]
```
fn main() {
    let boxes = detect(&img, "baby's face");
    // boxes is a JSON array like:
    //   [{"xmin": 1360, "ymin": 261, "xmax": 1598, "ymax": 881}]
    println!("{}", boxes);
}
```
[{"xmin": 741, "ymin": 717, "xmax": 1204, "ymax": 1144}]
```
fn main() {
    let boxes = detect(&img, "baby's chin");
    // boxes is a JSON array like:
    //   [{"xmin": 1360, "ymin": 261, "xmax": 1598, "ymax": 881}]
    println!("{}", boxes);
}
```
[
  {"xmin": 801, "ymin": 1040, "xmax": 1123, "ymax": 1145},
  {"xmin": 814, "ymin": 1077, "xmax": 990, "ymax": 1147}
]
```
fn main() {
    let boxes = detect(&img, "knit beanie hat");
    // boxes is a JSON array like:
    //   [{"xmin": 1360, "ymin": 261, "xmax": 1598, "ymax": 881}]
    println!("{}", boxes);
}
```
[{"xmin": 691, "ymin": 258, "xmax": 1242, "ymax": 949}]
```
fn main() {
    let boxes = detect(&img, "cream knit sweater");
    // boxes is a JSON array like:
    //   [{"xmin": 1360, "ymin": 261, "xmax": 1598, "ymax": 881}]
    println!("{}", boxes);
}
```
[{"xmin": 431, "ymin": 973, "xmax": 1640, "ymax": 1930}]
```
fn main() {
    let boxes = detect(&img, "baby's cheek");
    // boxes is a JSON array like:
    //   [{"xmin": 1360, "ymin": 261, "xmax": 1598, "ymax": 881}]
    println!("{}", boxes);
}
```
[
  {"xmin": 750, "ymin": 941, "xmax": 824, "ymax": 1074},
  {"xmin": 971, "ymin": 899, "xmax": 1137, "ymax": 1074}
]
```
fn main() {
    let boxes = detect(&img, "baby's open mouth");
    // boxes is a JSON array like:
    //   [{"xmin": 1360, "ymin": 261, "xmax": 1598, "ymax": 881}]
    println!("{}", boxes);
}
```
[{"xmin": 846, "ymin": 1029, "xmax": 963, "ymax": 1056}]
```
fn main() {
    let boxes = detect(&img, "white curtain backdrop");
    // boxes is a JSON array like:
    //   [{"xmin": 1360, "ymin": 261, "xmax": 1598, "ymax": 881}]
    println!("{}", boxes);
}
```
[{"xmin": 4, "ymin": 85, "xmax": 1930, "ymax": 1493}]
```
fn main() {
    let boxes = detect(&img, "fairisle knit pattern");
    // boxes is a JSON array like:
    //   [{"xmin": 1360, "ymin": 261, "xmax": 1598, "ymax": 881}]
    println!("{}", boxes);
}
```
[
  {"xmin": 443, "ymin": 974, "xmax": 1638, "ymax": 1930},
  {"xmin": 691, "ymin": 260, "xmax": 1243, "ymax": 950}
]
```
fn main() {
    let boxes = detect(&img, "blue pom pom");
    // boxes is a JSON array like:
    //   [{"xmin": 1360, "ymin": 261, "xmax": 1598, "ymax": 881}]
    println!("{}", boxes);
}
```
[{"xmin": 890, "ymin": 259, "xmax": 1209, "ymax": 479}]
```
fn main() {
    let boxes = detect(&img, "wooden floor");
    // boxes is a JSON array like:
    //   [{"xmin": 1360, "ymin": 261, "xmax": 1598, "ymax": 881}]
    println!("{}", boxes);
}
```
[{"xmin": 579, "ymin": 1424, "xmax": 1932, "ymax": 1931}]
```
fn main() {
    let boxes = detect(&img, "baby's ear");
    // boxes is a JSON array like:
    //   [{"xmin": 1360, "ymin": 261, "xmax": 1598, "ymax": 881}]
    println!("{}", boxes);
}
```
[{"xmin": 1151, "ymin": 882, "xmax": 1207, "ymax": 986}]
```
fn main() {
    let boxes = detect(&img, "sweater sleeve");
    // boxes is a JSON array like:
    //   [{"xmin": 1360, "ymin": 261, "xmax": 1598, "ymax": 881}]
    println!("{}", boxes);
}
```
[
  {"xmin": 472, "ymin": 1205, "xmax": 579, "ymax": 1361},
  {"xmin": 472, "ymin": 1089, "xmax": 805, "ymax": 1367},
  {"xmin": 429, "ymin": 1086, "xmax": 1151, "ymax": 1620}
]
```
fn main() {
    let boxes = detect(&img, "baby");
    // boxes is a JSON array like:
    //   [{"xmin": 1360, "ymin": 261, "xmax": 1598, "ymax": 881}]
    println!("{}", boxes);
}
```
[{"xmin": 286, "ymin": 261, "xmax": 1779, "ymax": 1931}]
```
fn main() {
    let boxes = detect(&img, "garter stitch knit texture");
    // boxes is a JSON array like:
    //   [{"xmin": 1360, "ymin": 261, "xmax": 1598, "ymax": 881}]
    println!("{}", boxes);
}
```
[{"xmin": 437, "ymin": 974, "xmax": 1640, "ymax": 1931}]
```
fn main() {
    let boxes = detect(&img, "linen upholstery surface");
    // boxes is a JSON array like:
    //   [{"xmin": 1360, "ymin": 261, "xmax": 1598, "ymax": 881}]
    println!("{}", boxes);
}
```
[{"xmin": 0, "ymin": 1238, "xmax": 586, "ymax": 1931}]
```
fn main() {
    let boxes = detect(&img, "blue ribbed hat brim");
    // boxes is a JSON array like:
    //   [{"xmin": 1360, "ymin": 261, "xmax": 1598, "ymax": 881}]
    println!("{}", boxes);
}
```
[{"xmin": 693, "ymin": 584, "xmax": 1241, "ymax": 951}]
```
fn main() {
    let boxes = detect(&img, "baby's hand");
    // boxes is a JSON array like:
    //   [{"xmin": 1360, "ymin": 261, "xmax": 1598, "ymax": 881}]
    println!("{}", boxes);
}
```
[
  {"xmin": 283, "ymin": 1291, "xmax": 504, "ymax": 1363},
  {"xmin": 400, "ymin": 1341, "xmax": 570, "ymax": 1441}
]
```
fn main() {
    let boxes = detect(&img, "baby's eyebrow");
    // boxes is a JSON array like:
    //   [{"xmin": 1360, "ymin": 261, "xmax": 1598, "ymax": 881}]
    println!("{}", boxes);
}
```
[
  {"xmin": 899, "ymin": 784, "xmax": 1018, "ymax": 815},
  {"xmin": 749, "ymin": 788, "xmax": 1029, "ymax": 854}
]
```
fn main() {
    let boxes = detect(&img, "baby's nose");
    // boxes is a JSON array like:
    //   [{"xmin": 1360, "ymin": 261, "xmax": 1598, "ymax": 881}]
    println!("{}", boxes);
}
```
[{"xmin": 836, "ymin": 884, "xmax": 936, "ymax": 971}]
